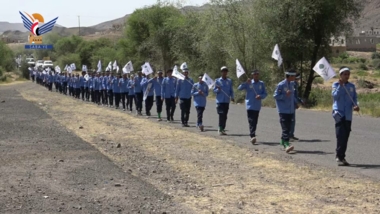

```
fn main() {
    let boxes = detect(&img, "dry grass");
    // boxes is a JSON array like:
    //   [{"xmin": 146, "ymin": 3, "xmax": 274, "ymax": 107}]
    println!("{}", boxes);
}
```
[{"xmin": 19, "ymin": 83, "xmax": 380, "ymax": 214}]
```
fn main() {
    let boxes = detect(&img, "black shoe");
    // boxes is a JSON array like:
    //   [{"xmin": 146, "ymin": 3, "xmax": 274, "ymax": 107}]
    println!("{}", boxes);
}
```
[
  {"xmin": 182, "ymin": 124, "xmax": 186, "ymax": 127},
  {"xmin": 336, "ymin": 158, "xmax": 350, "ymax": 166},
  {"xmin": 171, "ymin": 117, "xmax": 174, "ymax": 121}
]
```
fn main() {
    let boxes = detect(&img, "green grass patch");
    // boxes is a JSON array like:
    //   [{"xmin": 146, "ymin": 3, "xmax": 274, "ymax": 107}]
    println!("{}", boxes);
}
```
[
  {"xmin": 356, "ymin": 70, "xmax": 369, "ymax": 77},
  {"xmin": 309, "ymin": 88, "xmax": 380, "ymax": 117}
]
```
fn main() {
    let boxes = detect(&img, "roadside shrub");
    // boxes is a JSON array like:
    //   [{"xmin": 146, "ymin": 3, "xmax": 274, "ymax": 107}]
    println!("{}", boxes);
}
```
[
  {"xmin": 372, "ymin": 59, "xmax": 380, "ymax": 70},
  {"xmin": 0, "ymin": 67, "xmax": 3, "ymax": 76},
  {"xmin": 313, "ymin": 77, "xmax": 324, "ymax": 84},
  {"xmin": 359, "ymin": 58, "xmax": 367, "ymax": 63},
  {"xmin": 371, "ymin": 52, "xmax": 380, "ymax": 59},
  {"xmin": 359, "ymin": 63, "xmax": 368, "ymax": 70}
]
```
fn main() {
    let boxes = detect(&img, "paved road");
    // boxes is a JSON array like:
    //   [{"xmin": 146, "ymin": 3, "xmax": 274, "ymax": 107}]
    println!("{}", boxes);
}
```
[{"xmin": 151, "ymin": 97, "xmax": 380, "ymax": 180}]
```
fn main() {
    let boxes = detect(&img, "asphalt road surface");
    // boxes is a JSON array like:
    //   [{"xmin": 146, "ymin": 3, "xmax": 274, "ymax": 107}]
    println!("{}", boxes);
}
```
[{"xmin": 150, "ymin": 98, "xmax": 380, "ymax": 180}]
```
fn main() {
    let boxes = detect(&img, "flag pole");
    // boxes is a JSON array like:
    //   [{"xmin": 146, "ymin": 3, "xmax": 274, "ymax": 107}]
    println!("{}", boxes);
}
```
[{"xmin": 343, "ymin": 85, "xmax": 361, "ymax": 117}]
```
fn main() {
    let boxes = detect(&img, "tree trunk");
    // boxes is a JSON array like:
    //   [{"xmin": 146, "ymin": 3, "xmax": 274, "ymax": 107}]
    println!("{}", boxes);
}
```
[{"xmin": 303, "ymin": 43, "xmax": 320, "ymax": 100}]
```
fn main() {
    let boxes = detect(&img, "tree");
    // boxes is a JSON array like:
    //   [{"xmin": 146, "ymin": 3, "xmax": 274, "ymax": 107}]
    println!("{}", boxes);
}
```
[{"xmin": 256, "ymin": 0, "xmax": 363, "ymax": 99}]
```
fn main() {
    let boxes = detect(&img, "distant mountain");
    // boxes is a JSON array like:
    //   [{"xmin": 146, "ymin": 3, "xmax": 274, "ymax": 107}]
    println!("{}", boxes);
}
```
[
  {"xmin": 354, "ymin": 0, "xmax": 380, "ymax": 34},
  {"xmin": 0, "ymin": 22, "xmax": 27, "ymax": 32}
]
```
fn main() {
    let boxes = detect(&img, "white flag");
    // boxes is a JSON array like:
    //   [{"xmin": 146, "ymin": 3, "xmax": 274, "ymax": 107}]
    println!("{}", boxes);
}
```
[
  {"xmin": 97, "ymin": 60, "xmax": 102, "ymax": 73},
  {"xmin": 67, "ymin": 66, "xmax": 72, "ymax": 73},
  {"xmin": 172, "ymin": 65, "xmax": 185, "ymax": 80},
  {"xmin": 106, "ymin": 61, "xmax": 112, "ymax": 71},
  {"xmin": 70, "ymin": 63, "xmax": 76, "ymax": 71},
  {"xmin": 180, "ymin": 62, "xmax": 188, "ymax": 71},
  {"xmin": 116, "ymin": 66, "xmax": 120, "ymax": 73},
  {"xmin": 313, "ymin": 57, "xmax": 336, "ymax": 81},
  {"xmin": 202, "ymin": 73, "xmax": 215, "ymax": 89},
  {"xmin": 143, "ymin": 82, "xmax": 153, "ymax": 101},
  {"xmin": 64, "ymin": 64, "xmax": 68, "ymax": 71},
  {"xmin": 55, "ymin": 66, "xmax": 61, "ymax": 73},
  {"xmin": 123, "ymin": 61, "xmax": 133, "ymax": 73},
  {"xmin": 82, "ymin": 65, "xmax": 87, "ymax": 72},
  {"xmin": 236, "ymin": 59, "xmax": 245, "ymax": 78},
  {"xmin": 272, "ymin": 44, "xmax": 283, "ymax": 67},
  {"xmin": 113, "ymin": 60, "xmax": 117, "ymax": 70},
  {"xmin": 84, "ymin": 73, "xmax": 90, "ymax": 81},
  {"xmin": 142, "ymin": 62, "xmax": 154, "ymax": 75}
]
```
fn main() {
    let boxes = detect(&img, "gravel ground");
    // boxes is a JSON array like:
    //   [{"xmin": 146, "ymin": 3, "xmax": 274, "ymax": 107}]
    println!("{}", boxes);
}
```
[{"xmin": 0, "ymin": 85, "xmax": 192, "ymax": 214}]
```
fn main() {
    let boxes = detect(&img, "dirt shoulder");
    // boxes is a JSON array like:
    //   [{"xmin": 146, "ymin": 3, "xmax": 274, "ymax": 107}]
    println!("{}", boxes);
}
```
[
  {"xmin": 9, "ymin": 82, "xmax": 380, "ymax": 213},
  {"xmin": 0, "ymin": 85, "xmax": 191, "ymax": 213}
]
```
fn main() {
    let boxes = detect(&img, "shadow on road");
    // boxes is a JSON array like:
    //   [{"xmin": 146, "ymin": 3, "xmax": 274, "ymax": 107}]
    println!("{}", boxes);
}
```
[
  {"xmin": 261, "ymin": 142, "xmax": 280, "ymax": 146},
  {"xmin": 350, "ymin": 164, "xmax": 380, "ymax": 169},
  {"xmin": 298, "ymin": 139, "xmax": 330, "ymax": 143},
  {"xmin": 227, "ymin": 134, "xmax": 251, "ymax": 137},
  {"xmin": 295, "ymin": 150, "xmax": 334, "ymax": 155}
]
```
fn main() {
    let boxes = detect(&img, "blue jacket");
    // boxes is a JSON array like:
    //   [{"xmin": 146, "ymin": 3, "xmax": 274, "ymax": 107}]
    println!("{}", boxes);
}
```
[
  {"xmin": 332, "ymin": 82, "xmax": 357, "ymax": 121},
  {"xmin": 273, "ymin": 79, "xmax": 297, "ymax": 114},
  {"xmin": 93, "ymin": 77, "xmax": 99, "ymax": 90},
  {"xmin": 134, "ymin": 76, "xmax": 143, "ymax": 93},
  {"xmin": 119, "ymin": 78, "xmax": 128, "ymax": 93},
  {"xmin": 79, "ymin": 76, "xmax": 85, "ymax": 87},
  {"xmin": 74, "ymin": 77, "xmax": 80, "ymax": 88},
  {"xmin": 176, "ymin": 78, "xmax": 194, "ymax": 99},
  {"xmin": 127, "ymin": 79, "xmax": 136, "ymax": 95},
  {"xmin": 213, "ymin": 77, "xmax": 234, "ymax": 104},
  {"xmin": 148, "ymin": 77, "xmax": 164, "ymax": 97},
  {"xmin": 88, "ymin": 77, "xmax": 93, "ymax": 89},
  {"xmin": 112, "ymin": 78, "xmax": 120, "ymax": 93},
  {"xmin": 161, "ymin": 77, "xmax": 177, "ymax": 99},
  {"xmin": 191, "ymin": 81, "xmax": 209, "ymax": 107},
  {"xmin": 102, "ymin": 76, "xmax": 108, "ymax": 90},
  {"xmin": 141, "ymin": 77, "xmax": 154, "ymax": 96},
  {"xmin": 237, "ymin": 80, "xmax": 268, "ymax": 111},
  {"xmin": 48, "ymin": 75, "xmax": 54, "ymax": 83},
  {"xmin": 62, "ymin": 76, "xmax": 67, "ymax": 83}
]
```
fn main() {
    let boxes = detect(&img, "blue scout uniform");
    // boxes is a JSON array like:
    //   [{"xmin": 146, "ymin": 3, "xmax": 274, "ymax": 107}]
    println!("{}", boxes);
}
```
[
  {"xmin": 191, "ymin": 81, "xmax": 209, "ymax": 128},
  {"xmin": 162, "ymin": 76, "xmax": 177, "ymax": 121},
  {"xmin": 332, "ymin": 79, "xmax": 357, "ymax": 162},
  {"xmin": 238, "ymin": 79, "xmax": 268, "ymax": 139},
  {"xmin": 127, "ymin": 79, "xmax": 136, "ymax": 111},
  {"xmin": 274, "ymin": 75, "xmax": 298, "ymax": 151},
  {"xmin": 149, "ymin": 76, "xmax": 164, "ymax": 118},
  {"xmin": 213, "ymin": 77, "xmax": 234, "ymax": 133},
  {"xmin": 176, "ymin": 77, "xmax": 194, "ymax": 126}
]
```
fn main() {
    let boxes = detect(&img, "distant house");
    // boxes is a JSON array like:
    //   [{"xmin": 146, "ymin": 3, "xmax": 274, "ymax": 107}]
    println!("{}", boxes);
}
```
[
  {"xmin": 329, "ymin": 36, "xmax": 347, "ymax": 57},
  {"xmin": 346, "ymin": 36, "xmax": 379, "ymax": 52}
]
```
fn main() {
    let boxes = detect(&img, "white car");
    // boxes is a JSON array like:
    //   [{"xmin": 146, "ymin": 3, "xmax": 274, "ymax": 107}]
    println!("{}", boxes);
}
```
[
  {"xmin": 36, "ymin": 60, "xmax": 44, "ymax": 68},
  {"xmin": 42, "ymin": 60, "xmax": 54, "ymax": 68},
  {"xmin": 26, "ymin": 58, "xmax": 35, "ymax": 66}
]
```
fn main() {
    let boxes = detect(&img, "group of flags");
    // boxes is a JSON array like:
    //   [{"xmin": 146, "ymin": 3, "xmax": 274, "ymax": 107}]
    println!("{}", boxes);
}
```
[{"xmin": 270, "ymin": 44, "xmax": 336, "ymax": 81}]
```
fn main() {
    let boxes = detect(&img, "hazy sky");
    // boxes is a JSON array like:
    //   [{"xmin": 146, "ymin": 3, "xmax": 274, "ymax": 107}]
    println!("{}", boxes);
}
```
[{"xmin": 0, "ymin": 0, "xmax": 208, "ymax": 27}]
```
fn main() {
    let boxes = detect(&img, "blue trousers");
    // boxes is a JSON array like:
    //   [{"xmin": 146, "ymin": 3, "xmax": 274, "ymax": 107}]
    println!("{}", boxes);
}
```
[{"xmin": 289, "ymin": 112, "xmax": 296, "ymax": 137}]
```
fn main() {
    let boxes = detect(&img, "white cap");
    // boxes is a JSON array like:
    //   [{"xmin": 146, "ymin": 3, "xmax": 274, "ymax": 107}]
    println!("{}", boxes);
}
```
[
  {"xmin": 220, "ymin": 66, "xmax": 228, "ymax": 71},
  {"xmin": 339, "ymin": 67, "xmax": 350, "ymax": 74}
]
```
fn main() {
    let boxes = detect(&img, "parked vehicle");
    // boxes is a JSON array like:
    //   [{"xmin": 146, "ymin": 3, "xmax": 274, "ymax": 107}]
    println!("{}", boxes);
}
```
[{"xmin": 42, "ymin": 60, "xmax": 54, "ymax": 68}]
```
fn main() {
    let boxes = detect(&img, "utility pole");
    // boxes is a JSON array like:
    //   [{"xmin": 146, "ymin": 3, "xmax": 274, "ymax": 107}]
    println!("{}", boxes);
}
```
[{"xmin": 78, "ymin": 16, "xmax": 80, "ymax": 36}]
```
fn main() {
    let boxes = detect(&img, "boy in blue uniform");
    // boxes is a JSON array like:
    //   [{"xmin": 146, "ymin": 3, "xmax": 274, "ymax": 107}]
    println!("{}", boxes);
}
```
[
  {"xmin": 289, "ymin": 74, "xmax": 305, "ymax": 141},
  {"xmin": 141, "ymin": 74, "xmax": 155, "ymax": 117},
  {"xmin": 134, "ymin": 71, "xmax": 144, "ymax": 115},
  {"xmin": 127, "ymin": 74, "xmax": 136, "ymax": 112},
  {"xmin": 113, "ymin": 74, "xmax": 121, "ymax": 109},
  {"xmin": 120, "ymin": 74, "xmax": 129, "ymax": 111},
  {"xmin": 237, "ymin": 70, "xmax": 268, "ymax": 145},
  {"xmin": 273, "ymin": 70, "xmax": 298, "ymax": 153},
  {"xmin": 191, "ymin": 74, "xmax": 209, "ymax": 132},
  {"xmin": 213, "ymin": 66, "xmax": 235, "ymax": 135},
  {"xmin": 332, "ymin": 67, "xmax": 359, "ymax": 166},
  {"xmin": 149, "ymin": 71, "xmax": 164, "ymax": 121},
  {"xmin": 80, "ymin": 71, "xmax": 85, "ymax": 101},
  {"xmin": 176, "ymin": 67, "xmax": 194, "ymax": 127},
  {"xmin": 161, "ymin": 69, "xmax": 177, "ymax": 122}
]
